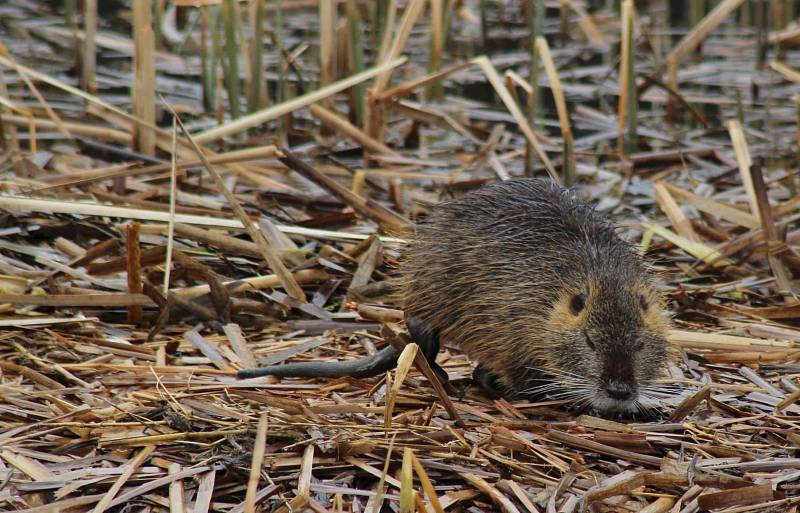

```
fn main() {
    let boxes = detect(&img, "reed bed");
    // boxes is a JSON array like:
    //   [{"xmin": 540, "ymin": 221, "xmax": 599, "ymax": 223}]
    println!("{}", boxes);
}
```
[{"xmin": 1, "ymin": 1, "xmax": 800, "ymax": 512}]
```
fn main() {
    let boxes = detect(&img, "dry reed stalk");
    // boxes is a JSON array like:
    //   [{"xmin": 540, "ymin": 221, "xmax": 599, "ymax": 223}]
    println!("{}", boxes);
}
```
[
  {"xmin": 473, "ymin": 56, "xmax": 557, "ymax": 181},
  {"xmin": 366, "ymin": 0, "xmax": 425, "ymax": 143},
  {"xmin": 563, "ymin": 0, "xmax": 606, "ymax": 47},
  {"xmin": 383, "ymin": 343, "xmax": 418, "ymax": 428},
  {"xmin": 163, "ymin": 116, "xmax": 178, "ymax": 295},
  {"xmin": 535, "ymin": 37, "xmax": 575, "ymax": 185},
  {"xmin": 525, "ymin": 0, "xmax": 544, "ymax": 175},
  {"xmin": 618, "ymin": 0, "xmax": 636, "ymax": 155},
  {"xmin": 0, "ymin": 71, "xmax": 20, "ymax": 154},
  {"xmin": 279, "ymin": 147, "xmax": 410, "ymax": 230},
  {"xmin": 245, "ymin": 413, "xmax": 268, "ymax": 513},
  {"xmin": 653, "ymin": 182, "xmax": 699, "ymax": 241},
  {"xmin": 583, "ymin": 471, "xmax": 648, "ymax": 507},
  {"xmin": 0, "ymin": 196, "xmax": 405, "ymax": 243},
  {"xmin": 221, "ymin": 0, "xmax": 241, "ymax": 119},
  {"xmin": 666, "ymin": 56, "xmax": 678, "ymax": 124},
  {"xmin": 399, "ymin": 448, "xmax": 414, "ymax": 513},
  {"xmin": 696, "ymin": 484, "xmax": 774, "ymax": 510},
  {"xmin": 461, "ymin": 473, "xmax": 522, "ymax": 513},
  {"xmin": 193, "ymin": 472, "xmax": 217, "ymax": 513},
  {"xmin": 126, "ymin": 221, "xmax": 143, "ymax": 325},
  {"xmin": 168, "ymin": 463, "xmax": 186, "ymax": 513},
  {"xmin": 668, "ymin": 330, "xmax": 794, "ymax": 350},
  {"xmin": 309, "ymin": 104, "xmax": 398, "ymax": 155},
  {"xmin": 409, "ymin": 452, "xmax": 446, "ymax": 513},
  {"xmin": 376, "ymin": 61, "xmax": 472, "ymax": 101},
  {"xmin": 90, "ymin": 446, "xmax": 155, "ymax": 513},
  {"xmin": 375, "ymin": 0, "xmax": 397, "ymax": 64},
  {"xmin": 248, "ymin": 0, "xmax": 267, "ymax": 112},
  {"xmin": 726, "ymin": 119, "xmax": 761, "ymax": 221},
  {"xmin": 661, "ymin": 182, "xmax": 759, "ymax": 228},
  {"xmin": 797, "ymin": 94, "xmax": 800, "ymax": 180},
  {"xmin": 36, "ymin": 145, "xmax": 279, "ymax": 191},
  {"xmin": 0, "ymin": 114, "xmax": 127, "ymax": 144},
  {"xmin": 346, "ymin": 0, "xmax": 365, "ymax": 126},
  {"xmin": 133, "ymin": 0, "xmax": 157, "ymax": 156},
  {"xmin": 639, "ymin": 0, "xmax": 745, "ymax": 95},
  {"xmin": 171, "ymin": 110, "xmax": 306, "ymax": 301},
  {"xmin": 81, "ymin": 0, "xmax": 97, "ymax": 102},
  {"xmin": 319, "ymin": 0, "xmax": 337, "ymax": 101},
  {"xmin": 0, "ymin": 48, "xmax": 72, "ymax": 139},
  {"xmin": 427, "ymin": 0, "xmax": 445, "ymax": 100},
  {"xmin": 200, "ymin": 6, "xmax": 218, "ymax": 113},
  {"xmin": 195, "ymin": 57, "xmax": 405, "ymax": 144},
  {"xmin": 175, "ymin": 269, "xmax": 327, "ymax": 299},
  {"xmin": 750, "ymin": 164, "xmax": 793, "ymax": 292},
  {"xmin": 643, "ymin": 224, "xmax": 732, "ymax": 266},
  {"xmin": 769, "ymin": 60, "xmax": 800, "ymax": 83}
]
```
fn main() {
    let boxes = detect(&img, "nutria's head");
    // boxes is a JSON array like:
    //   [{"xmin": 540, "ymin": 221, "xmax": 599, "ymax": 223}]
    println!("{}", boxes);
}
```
[{"xmin": 540, "ymin": 269, "xmax": 671, "ymax": 415}]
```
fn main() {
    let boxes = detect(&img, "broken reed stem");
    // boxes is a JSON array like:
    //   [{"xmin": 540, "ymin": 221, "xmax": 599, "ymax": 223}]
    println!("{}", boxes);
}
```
[
  {"xmin": 727, "ymin": 119, "xmax": 761, "ymax": 221},
  {"xmin": 399, "ymin": 448, "xmax": 414, "ymax": 513},
  {"xmin": 536, "ymin": 37, "xmax": 575, "ymax": 186},
  {"xmin": 750, "ymin": 164, "xmax": 793, "ymax": 293},
  {"xmin": 473, "ymin": 56, "xmax": 558, "ymax": 181},
  {"xmin": 367, "ymin": 0, "xmax": 425, "ymax": 142},
  {"xmin": 618, "ymin": 0, "xmax": 637, "ymax": 156},
  {"xmin": 126, "ymin": 221, "xmax": 143, "ymax": 326},
  {"xmin": 163, "ymin": 115, "xmax": 178, "ymax": 296},
  {"xmin": 346, "ymin": 0, "xmax": 365, "ymax": 127},
  {"xmin": 319, "ymin": 0, "xmax": 337, "ymax": 110},
  {"xmin": 133, "ymin": 0, "xmax": 156, "ymax": 156},
  {"xmin": 171, "ymin": 110, "xmax": 307, "ymax": 302},
  {"xmin": 195, "ymin": 57, "xmax": 405, "ymax": 144},
  {"xmin": 81, "ymin": 0, "xmax": 97, "ymax": 105},
  {"xmin": 638, "ymin": 0, "xmax": 745, "ymax": 96},
  {"xmin": 525, "ymin": 0, "xmax": 544, "ymax": 175},
  {"xmin": 274, "ymin": 0, "xmax": 287, "ymax": 144},
  {"xmin": 309, "ymin": 104, "xmax": 397, "ymax": 155},
  {"xmin": 245, "ymin": 413, "xmax": 269, "ymax": 513},
  {"xmin": 208, "ymin": 6, "xmax": 225, "ymax": 113},
  {"xmin": 654, "ymin": 181, "xmax": 700, "ymax": 241},
  {"xmin": 427, "ymin": 0, "xmax": 445, "ymax": 101},
  {"xmin": 248, "ymin": 0, "xmax": 267, "ymax": 112},
  {"xmin": 64, "ymin": 0, "xmax": 80, "ymax": 71},
  {"xmin": 221, "ymin": 0, "xmax": 241, "ymax": 120},
  {"xmin": 796, "ymin": 94, "xmax": 800, "ymax": 193},
  {"xmin": 665, "ymin": 55, "xmax": 678, "ymax": 124},
  {"xmin": 200, "ymin": 6, "xmax": 218, "ymax": 113}
]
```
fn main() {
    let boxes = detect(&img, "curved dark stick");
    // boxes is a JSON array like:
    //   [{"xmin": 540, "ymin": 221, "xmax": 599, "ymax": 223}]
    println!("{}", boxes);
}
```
[{"xmin": 236, "ymin": 345, "xmax": 401, "ymax": 379}]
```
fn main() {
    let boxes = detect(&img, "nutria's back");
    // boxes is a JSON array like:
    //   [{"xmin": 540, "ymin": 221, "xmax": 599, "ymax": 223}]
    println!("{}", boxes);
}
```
[{"xmin": 401, "ymin": 178, "xmax": 671, "ymax": 415}]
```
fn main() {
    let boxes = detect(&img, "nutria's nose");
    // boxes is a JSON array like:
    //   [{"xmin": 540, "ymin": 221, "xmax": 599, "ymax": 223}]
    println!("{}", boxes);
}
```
[{"xmin": 605, "ymin": 382, "xmax": 634, "ymax": 401}]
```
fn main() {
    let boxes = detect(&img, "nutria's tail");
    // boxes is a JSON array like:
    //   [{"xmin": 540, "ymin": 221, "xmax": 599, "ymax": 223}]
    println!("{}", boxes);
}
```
[{"xmin": 236, "ymin": 345, "xmax": 401, "ymax": 379}]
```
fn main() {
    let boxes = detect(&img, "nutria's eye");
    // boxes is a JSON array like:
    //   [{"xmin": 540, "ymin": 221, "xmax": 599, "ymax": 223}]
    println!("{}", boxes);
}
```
[
  {"xmin": 570, "ymin": 292, "xmax": 587, "ymax": 315},
  {"xmin": 638, "ymin": 294, "xmax": 649, "ymax": 310},
  {"xmin": 585, "ymin": 333, "xmax": 595, "ymax": 351}
]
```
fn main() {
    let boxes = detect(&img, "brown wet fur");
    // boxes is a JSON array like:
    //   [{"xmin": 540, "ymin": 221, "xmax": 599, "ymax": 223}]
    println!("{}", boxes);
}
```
[{"xmin": 400, "ymin": 178, "xmax": 674, "ymax": 414}]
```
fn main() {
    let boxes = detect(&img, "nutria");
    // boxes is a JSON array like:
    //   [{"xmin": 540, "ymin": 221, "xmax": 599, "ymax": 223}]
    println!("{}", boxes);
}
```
[{"xmin": 238, "ymin": 178, "xmax": 672, "ymax": 416}]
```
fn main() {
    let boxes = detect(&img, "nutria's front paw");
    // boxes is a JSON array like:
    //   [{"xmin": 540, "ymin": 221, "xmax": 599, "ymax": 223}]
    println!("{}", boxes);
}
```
[
  {"xmin": 472, "ymin": 365, "xmax": 503, "ymax": 397},
  {"xmin": 406, "ymin": 318, "xmax": 440, "ymax": 362}
]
